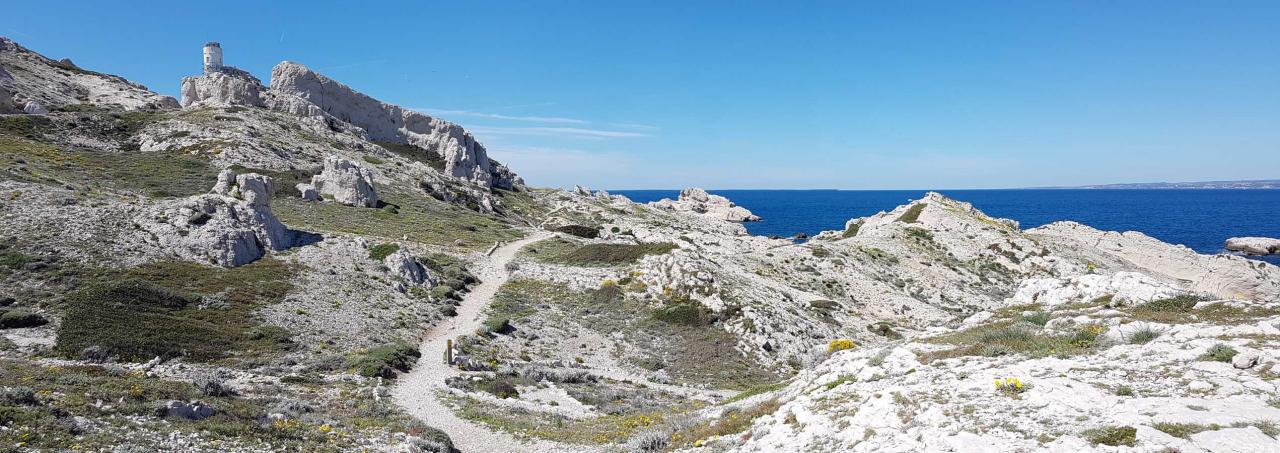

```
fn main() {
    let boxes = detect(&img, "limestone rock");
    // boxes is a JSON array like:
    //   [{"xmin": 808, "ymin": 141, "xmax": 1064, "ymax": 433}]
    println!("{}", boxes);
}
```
[
  {"xmin": 141, "ymin": 170, "xmax": 295, "ymax": 267},
  {"xmin": 636, "ymin": 248, "xmax": 718, "ymax": 300},
  {"xmin": 1226, "ymin": 237, "xmax": 1280, "ymax": 256},
  {"xmin": 0, "ymin": 37, "xmax": 179, "ymax": 111},
  {"xmin": 267, "ymin": 61, "xmax": 519, "ymax": 189},
  {"xmin": 383, "ymin": 248, "xmax": 434, "ymax": 287},
  {"xmin": 1232, "ymin": 350, "xmax": 1260, "ymax": 369},
  {"xmin": 296, "ymin": 183, "xmax": 321, "ymax": 201},
  {"xmin": 310, "ymin": 156, "xmax": 378, "ymax": 207},
  {"xmin": 161, "ymin": 400, "xmax": 215, "ymax": 420},
  {"xmin": 1008, "ymin": 272, "xmax": 1184, "ymax": 307},
  {"xmin": 22, "ymin": 100, "xmax": 47, "ymax": 115},
  {"xmin": 179, "ymin": 70, "xmax": 265, "ymax": 108},
  {"xmin": 649, "ymin": 188, "xmax": 761, "ymax": 222}
]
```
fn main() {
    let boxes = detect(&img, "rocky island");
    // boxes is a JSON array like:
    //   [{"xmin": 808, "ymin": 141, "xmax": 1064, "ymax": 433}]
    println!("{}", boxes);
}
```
[{"xmin": 2, "ymin": 37, "xmax": 1279, "ymax": 453}]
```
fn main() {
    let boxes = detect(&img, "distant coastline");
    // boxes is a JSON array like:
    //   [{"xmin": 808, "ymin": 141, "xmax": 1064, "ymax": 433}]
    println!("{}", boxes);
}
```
[{"xmin": 1028, "ymin": 179, "xmax": 1280, "ymax": 190}]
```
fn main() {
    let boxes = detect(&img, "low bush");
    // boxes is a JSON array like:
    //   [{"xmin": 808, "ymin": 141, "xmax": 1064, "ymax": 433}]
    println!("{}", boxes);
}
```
[
  {"xmin": 1203, "ymin": 343, "xmax": 1238, "ymax": 362},
  {"xmin": 897, "ymin": 203, "xmax": 926, "ymax": 223},
  {"xmin": 553, "ymin": 225, "xmax": 600, "ymax": 239},
  {"xmin": 1127, "ymin": 326, "xmax": 1161, "ymax": 344},
  {"xmin": 1084, "ymin": 425, "xmax": 1136, "ymax": 446},
  {"xmin": 0, "ymin": 309, "xmax": 47, "ymax": 329},
  {"xmin": 369, "ymin": 243, "xmax": 400, "ymax": 261},
  {"xmin": 653, "ymin": 302, "xmax": 710, "ymax": 326},
  {"xmin": 350, "ymin": 342, "xmax": 421, "ymax": 378},
  {"xmin": 826, "ymin": 339, "xmax": 856, "ymax": 354}
]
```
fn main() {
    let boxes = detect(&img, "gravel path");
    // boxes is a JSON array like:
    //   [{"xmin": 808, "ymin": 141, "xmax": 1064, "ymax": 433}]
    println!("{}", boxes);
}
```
[{"xmin": 390, "ymin": 231, "xmax": 580, "ymax": 453}]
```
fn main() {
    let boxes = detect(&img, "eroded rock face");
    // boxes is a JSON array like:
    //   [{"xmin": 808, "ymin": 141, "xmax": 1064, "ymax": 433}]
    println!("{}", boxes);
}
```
[
  {"xmin": 309, "ymin": 156, "xmax": 378, "ymax": 207},
  {"xmin": 1226, "ymin": 237, "xmax": 1280, "ymax": 256},
  {"xmin": 636, "ymin": 249, "xmax": 719, "ymax": 300},
  {"xmin": 22, "ymin": 100, "xmax": 47, "ymax": 115},
  {"xmin": 268, "ymin": 61, "xmax": 519, "ymax": 189},
  {"xmin": 140, "ymin": 169, "xmax": 295, "ymax": 267},
  {"xmin": 1008, "ymin": 272, "xmax": 1184, "ymax": 307},
  {"xmin": 0, "ymin": 37, "xmax": 179, "ymax": 111},
  {"xmin": 179, "ymin": 70, "xmax": 265, "ymax": 108},
  {"xmin": 649, "ymin": 187, "xmax": 761, "ymax": 222}
]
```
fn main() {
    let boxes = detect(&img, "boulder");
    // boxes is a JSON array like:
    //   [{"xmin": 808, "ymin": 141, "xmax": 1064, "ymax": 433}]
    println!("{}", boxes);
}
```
[
  {"xmin": 1232, "ymin": 350, "xmax": 1260, "ymax": 369},
  {"xmin": 179, "ymin": 70, "xmax": 265, "ymax": 108},
  {"xmin": 1225, "ymin": 237, "xmax": 1280, "ymax": 256},
  {"xmin": 310, "ymin": 156, "xmax": 378, "ymax": 207},
  {"xmin": 649, "ymin": 187, "xmax": 761, "ymax": 222},
  {"xmin": 383, "ymin": 248, "xmax": 434, "ymax": 287},
  {"xmin": 22, "ymin": 100, "xmax": 47, "ymax": 115},
  {"xmin": 160, "ymin": 400, "xmax": 215, "ymax": 420},
  {"xmin": 296, "ymin": 183, "xmax": 321, "ymax": 201},
  {"xmin": 141, "ymin": 170, "xmax": 295, "ymax": 267}
]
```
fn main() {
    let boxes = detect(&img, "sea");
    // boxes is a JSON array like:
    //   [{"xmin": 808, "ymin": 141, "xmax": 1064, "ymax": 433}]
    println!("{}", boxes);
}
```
[{"xmin": 611, "ymin": 189, "xmax": 1280, "ymax": 265}]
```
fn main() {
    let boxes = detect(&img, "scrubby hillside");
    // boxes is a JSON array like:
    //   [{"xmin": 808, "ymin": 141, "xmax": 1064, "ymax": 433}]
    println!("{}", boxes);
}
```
[{"xmin": 2, "ymin": 37, "xmax": 1278, "ymax": 453}]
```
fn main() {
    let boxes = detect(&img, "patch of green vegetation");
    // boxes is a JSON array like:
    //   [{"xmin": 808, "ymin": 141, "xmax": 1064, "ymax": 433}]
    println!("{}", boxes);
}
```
[
  {"xmin": 897, "ymin": 203, "xmax": 926, "ymax": 223},
  {"xmin": 823, "ymin": 374, "xmax": 857, "ymax": 391},
  {"xmin": 227, "ymin": 164, "xmax": 318, "ymax": 198},
  {"xmin": 488, "ymin": 281, "xmax": 779, "ymax": 390},
  {"xmin": 1127, "ymin": 326, "xmax": 1161, "ymax": 344},
  {"xmin": 721, "ymin": 381, "xmax": 788, "ymax": 405},
  {"xmin": 449, "ymin": 393, "xmax": 695, "ymax": 445},
  {"xmin": 368, "ymin": 243, "xmax": 400, "ymax": 261},
  {"xmin": 1083, "ymin": 425, "xmax": 1136, "ymax": 446},
  {"xmin": 55, "ymin": 258, "xmax": 296, "ymax": 362},
  {"xmin": 522, "ymin": 237, "xmax": 676, "ymax": 267},
  {"xmin": 1203, "ymin": 343, "xmax": 1238, "ymax": 362},
  {"xmin": 0, "ymin": 137, "xmax": 216, "ymax": 197},
  {"xmin": 903, "ymin": 227, "xmax": 934, "ymax": 241},
  {"xmin": 375, "ymin": 142, "xmax": 445, "ymax": 171},
  {"xmin": 0, "ymin": 308, "xmax": 48, "ymax": 328},
  {"xmin": 361, "ymin": 155, "xmax": 384, "ymax": 165},
  {"xmin": 921, "ymin": 321, "xmax": 1107, "ymax": 362},
  {"xmin": 349, "ymin": 342, "xmax": 421, "ymax": 379},
  {"xmin": 275, "ymin": 191, "xmax": 524, "ymax": 252},
  {"xmin": 1127, "ymin": 295, "xmax": 1279, "ymax": 324},
  {"xmin": 1021, "ymin": 311, "xmax": 1050, "ymax": 326},
  {"xmin": 0, "ymin": 115, "xmax": 53, "ymax": 138},
  {"xmin": 652, "ymin": 300, "xmax": 711, "ymax": 326},
  {"xmin": 841, "ymin": 220, "xmax": 862, "ymax": 239},
  {"xmin": 667, "ymin": 399, "xmax": 781, "ymax": 450}
]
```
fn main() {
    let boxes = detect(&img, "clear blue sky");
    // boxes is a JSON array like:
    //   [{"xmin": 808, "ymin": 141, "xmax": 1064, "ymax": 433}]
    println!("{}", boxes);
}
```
[{"xmin": 5, "ymin": 1, "xmax": 1278, "ymax": 189}]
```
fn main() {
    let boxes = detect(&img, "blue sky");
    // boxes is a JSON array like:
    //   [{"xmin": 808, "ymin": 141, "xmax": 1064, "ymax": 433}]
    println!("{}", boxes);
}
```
[{"xmin": 5, "ymin": 1, "xmax": 1278, "ymax": 189}]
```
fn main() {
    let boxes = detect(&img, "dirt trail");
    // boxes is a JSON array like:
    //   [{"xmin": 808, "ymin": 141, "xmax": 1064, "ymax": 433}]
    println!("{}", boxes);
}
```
[{"xmin": 391, "ymin": 231, "xmax": 578, "ymax": 453}]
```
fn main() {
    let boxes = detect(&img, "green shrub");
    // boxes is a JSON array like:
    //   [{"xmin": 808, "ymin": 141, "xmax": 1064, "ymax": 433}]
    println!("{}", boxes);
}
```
[
  {"xmin": 1127, "ymin": 326, "xmax": 1161, "ymax": 344},
  {"xmin": 1084, "ymin": 426, "xmax": 1136, "ymax": 446},
  {"xmin": 0, "ymin": 309, "xmax": 47, "ymax": 329},
  {"xmin": 482, "ymin": 317, "xmax": 513, "ymax": 335},
  {"xmin": 897, "ymin": 203, "xmax": 926, "ymax": 223},
  {"xmin": 841, "ymin": 220, "xmax": 862, "ymax": 239},
  {"xmin": 1203, "ymin": 343, "xmax": 1238, "ymax": 362},
  {"xmin": 1138, "ymin": 295, "xmax": 1201, "ymax": 312},
  {"xmin": 1115, "ymin": 386, "xmax": 1134, "ymax": 396},
  {"xmin": 478, "ymin": 378, "xmax": 520, "ymax": 399},
  {"xmin": 553, "ymin": 225, "xmax": 600, "ymax": 239},
  {"xmin": 903, "ymin": 227, "xmax": 933, "ymax": 241},
  {"xmin": 350, "ymin": 342, "xmax": 421, "ymax": 378},
  {"xmin": 369, "ymin": 243, "xmax": 401, "ymax": 261},
  {"xmin": 1021, "ymin": 311, "xmax": 1050, "ymax": 326},
  {"xmin": 653, "ymin": 302, "xmax": 709, "ymax": 326},
  {"xmin": 362, "ymin": 155, "xmax": 384, "ymax": 165},
  {"xmin": 533, "ymin": 239, "xmax": 677, "ymax": 267}
]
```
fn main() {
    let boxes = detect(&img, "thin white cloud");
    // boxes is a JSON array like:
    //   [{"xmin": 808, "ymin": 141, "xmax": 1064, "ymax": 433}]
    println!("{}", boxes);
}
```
[
  {"xmin": 489, "ymin": 146, "xmax": 637, "ymax": 187},
  {"xmin": 607, "ymin": 122, "xmax": 660, "ymax": 131},
  {"xmin": 470, "ymin": 126, "xmax": 650, "ymax": 139},
  {"xmin": 417, "ymin": 108, "xmax": 587, "ymax": 125}
]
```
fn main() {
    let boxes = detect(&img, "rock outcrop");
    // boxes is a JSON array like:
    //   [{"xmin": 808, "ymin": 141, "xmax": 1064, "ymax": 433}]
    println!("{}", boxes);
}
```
[
  {"xmin": 308, "ymin": 156, "xmax": 379, "ymax": 207},
  {"xmin": 179, "ymin": 69, "xmax": 265, "ymax": 108},
  {"xmin": 1008, "ymin": 272, "xmax": 1184, "ymax": 307},
  {"xmin": 1226, "ymin": 237, "xmax": 1280, "ymax": 256},
  {"xmin": 0, "ymin": 37, "xmax": 179, "ymax": 111},
  {"xmin": 141, "ymin": 169, "xmax": 295, "ymax": 267},
  {"xmin": 650, "ymin": 188, "xmax": 761, "ymax": 222},
  {"xmin": 268, "ymin": 61, "xmax": 521, "ymax": 190},
  {"xmin": 383, "ymin": 248, "xmax": 434, "ymax": 287}
]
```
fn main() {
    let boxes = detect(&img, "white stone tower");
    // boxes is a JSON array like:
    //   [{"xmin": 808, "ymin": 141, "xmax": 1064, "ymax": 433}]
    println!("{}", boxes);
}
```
[{"xmin": 202, "ymin": 42, "xmax": 223, "ymax": 74}]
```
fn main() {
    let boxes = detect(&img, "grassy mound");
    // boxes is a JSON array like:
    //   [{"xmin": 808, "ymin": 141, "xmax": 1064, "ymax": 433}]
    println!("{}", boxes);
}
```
[{"xmin": 524, "ymin": 237, "xmax": 676, "ymax": 267}]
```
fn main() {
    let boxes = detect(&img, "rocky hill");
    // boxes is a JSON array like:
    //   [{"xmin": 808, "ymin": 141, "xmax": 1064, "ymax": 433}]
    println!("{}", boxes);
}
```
[{"xmin": 2, "ymin": 37, "xmax": 1278, "ymax": 453}]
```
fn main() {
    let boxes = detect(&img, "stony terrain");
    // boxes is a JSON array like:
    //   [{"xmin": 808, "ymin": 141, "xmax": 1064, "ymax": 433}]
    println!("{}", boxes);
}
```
[{"xmin": 1, "ymin": 36, "xmax": 1278, "ymax": 453}]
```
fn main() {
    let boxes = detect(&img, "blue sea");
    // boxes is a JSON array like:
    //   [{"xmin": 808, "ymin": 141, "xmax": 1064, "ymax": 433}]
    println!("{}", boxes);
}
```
[{"xmin": 612, "ymin": 189, "xmax": 1280, "ymax": 265}]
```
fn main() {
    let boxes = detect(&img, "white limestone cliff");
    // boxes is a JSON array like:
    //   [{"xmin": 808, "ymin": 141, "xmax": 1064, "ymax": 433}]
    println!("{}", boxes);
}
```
[
  {"xmin": 179, "ymin": 69, "xmax": 265, "ymax": 108},
  {"xmin": 0, "ymin": 37, "xmax": 178, "ymax": 111},
  {"xmin": 268, "ymin": 61, "xmax": 520, "ymax": 190}
]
